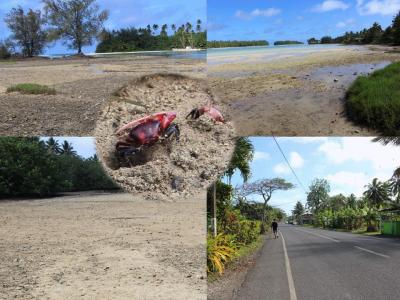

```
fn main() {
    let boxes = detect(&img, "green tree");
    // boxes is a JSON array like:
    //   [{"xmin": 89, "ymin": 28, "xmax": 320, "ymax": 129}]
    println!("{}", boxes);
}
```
[
  {"xmin": 389, "ymin": 170, "xmax": 400, "ymax": 204},
  {"xmin": 224, "ymin": 137, "xmax": 254, "ymax": 184},
  {"xmin": 346, "ymin": 193, "xmax": 357, "ymax": 209},
  {"xmin": 307, "ymin": 178, "xmax": 330, "ymax": 213},
  {"xmin": 4, "ymin": 7, "xmax": 47, "ymax": 57},
  {"xmin": 292, "ymin": 201, "xmax": 305, "ymax": 224},
  {"xmin": 307, "ymin": 37, "xmax": 319, "ymax": 44},
  {"xmin": 60, "ymin": 140, "xmax": 77, "ymax": 156},
  {"xmin": 239, "ymin": 178, "xmax": 294, "ymax": 232},
  {"xmin": 45, "ymin": 137, "xmax": 62, "ymax": 155},
  {"xmin": 392, "ymin": 11, "xmax": 400, "ymax": 45},
  {"xmin": 43, "ymin": 0, "xmax": 109, "ymax": 54},
  {"xmin": 363, "ymin": 178, "xmax": 390, "ymax": 208}
]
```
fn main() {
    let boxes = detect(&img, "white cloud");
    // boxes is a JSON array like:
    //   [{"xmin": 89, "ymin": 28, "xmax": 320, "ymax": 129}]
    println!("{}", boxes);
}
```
[
  {"xmin": 281, "ymin": 137, "xmax": 329, "ymax": 144},
  {"xmin": 253, "ymin": 151, "xmax": 270, "ymax": 161},
  {"xmin": 336, "ymin": 18, "xmax": 355, "ymax": 28},
  {"xmin": 274, "ymin": 151, "xmax": 304, "ymax": 174},
  {"xmin": 235, "ymin": 8, "xmax": 281, "ymax": 20},
  {"xmin": 318, "ymin": 137, "xmax": 400, "ymax": 172},
  {"xmin": 274, "ymin": 163, "xmax": 290, "ymax": 174},
  {"xmin": 312, "ymin": 0, "xmax": 350, "ymax": 12},
  {"xmin": 356, "ymin": 0, "xmax": 400, "ymax": 15},
  {"xmin": 326, "ymin": 171, "xmax": 371, "ymax": 196}
]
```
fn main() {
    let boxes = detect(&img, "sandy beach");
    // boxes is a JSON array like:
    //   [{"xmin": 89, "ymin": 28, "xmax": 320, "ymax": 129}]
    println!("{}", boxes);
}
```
[
  {"xmin": 208, "ymin": 45, "xmax": 400, "ymax": 136},
  {"xmin": 0, "ymin": 56, "xmax": 205, "ymax": 136},
  {"xmin": 0, "ymin": 192, "xmax": 206, "ymax": 299}
]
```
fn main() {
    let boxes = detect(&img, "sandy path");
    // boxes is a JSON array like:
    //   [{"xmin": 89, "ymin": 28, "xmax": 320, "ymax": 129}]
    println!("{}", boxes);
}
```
[
  {"xmin": 0, "ymin": 56, "xmax": 204, "ymax": 136},
  {"xmin": 209, "ymin": 46, "xmax": 400, "ymax": 136},
  {"xmin": 0, "ymin": 192, "xmax": 206, "ymax": 299}
]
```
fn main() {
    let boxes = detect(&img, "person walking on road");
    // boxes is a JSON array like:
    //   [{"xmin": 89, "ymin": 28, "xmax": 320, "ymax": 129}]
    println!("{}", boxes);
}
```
[{"xmin": 271, "ymin": 220, "xmax": 278, "ymax": 239}]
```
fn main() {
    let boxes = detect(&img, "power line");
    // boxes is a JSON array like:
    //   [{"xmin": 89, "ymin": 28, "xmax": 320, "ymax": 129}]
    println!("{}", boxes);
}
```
[{"xmin": 272, "ymin": 136, "xmax": 307, "ymax": 194}]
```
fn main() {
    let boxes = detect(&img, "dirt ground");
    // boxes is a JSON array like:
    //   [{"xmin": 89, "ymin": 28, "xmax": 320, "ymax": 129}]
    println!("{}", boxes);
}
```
[
  {"xmin": 209, "ymin": 45, "xmax": 400, "ymax": 136},
  {"xmin": 0, "ymin": 56, "xmax": 205, "ymax": 136},
  {"xmin": 95, "ymin": 74, "xmax": 235, "ymax": 201},
  {"xmin": 0, "ymin": 192, "xmax": 206, "ymax": 300}
]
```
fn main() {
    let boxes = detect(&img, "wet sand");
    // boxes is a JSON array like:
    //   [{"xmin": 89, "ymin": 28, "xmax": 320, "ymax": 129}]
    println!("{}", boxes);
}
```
[
  {"xmin": 208, "ymin": 45, "xmax": 400, "ymax": 136},
  {"xmin": 0, "ymin": 56, "xmax": 205, "ymax": 136},
  {"xmin": 0, "ymin": 192, "xmax": 206, "ymax": 299}
]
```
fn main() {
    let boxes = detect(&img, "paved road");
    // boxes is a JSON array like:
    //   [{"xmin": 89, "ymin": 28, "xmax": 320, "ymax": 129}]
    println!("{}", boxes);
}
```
[{"xmin": 234, "ymin": 224, "xmax": 400, "ymax": 300}]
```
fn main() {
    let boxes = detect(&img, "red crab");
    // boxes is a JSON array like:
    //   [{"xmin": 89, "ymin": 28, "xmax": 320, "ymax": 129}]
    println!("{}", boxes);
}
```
[
  {"xmin": 186, "ymin": 105, "xmax": 224, "ymax": 123},
  {"xmin": 115, "ymin": 111, "xmax": 180, "ymax": 156}
]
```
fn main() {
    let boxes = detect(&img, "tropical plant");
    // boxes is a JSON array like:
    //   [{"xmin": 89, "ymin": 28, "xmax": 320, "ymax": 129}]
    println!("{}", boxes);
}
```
[
  {"xmin": 363, "ymin": 178, "xmax": 391, "ymax": 208},
  {"xmin": 59, "ymin": 140, "xmax": 77, "ymax": 156},
  {"xmin": 207, "ymin": 233, "xmax": 237, "ymax": 274},
  {"xmin": 224, "ymin": 137, "xmax": 254, "ymax": 184},
  {"xmin": 307, "ymin": 178, "xmax": 330, "ymax": 213},
  {"xmin": 292, "ymin": 201, "xmax": 305, "ymax": 224},
  {"xmin": 45, "ymin": 137, "xmax": 62, "ymax": 155}
]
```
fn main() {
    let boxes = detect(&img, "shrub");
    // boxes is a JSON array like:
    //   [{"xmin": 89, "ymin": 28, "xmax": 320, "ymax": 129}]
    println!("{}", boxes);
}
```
[
  {"xmin": 7, "ymin": 83, "xmax": 56, "ymax": 95},
  {"xmin": 207, "ymin": 233, "xmax": 237, "ymax": 274}
]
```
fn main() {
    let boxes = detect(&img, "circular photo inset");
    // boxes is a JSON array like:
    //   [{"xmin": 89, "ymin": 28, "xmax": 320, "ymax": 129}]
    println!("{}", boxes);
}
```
[{"xmin": 95, "ymin": 73, "xmax": 235, "ymax": 201}]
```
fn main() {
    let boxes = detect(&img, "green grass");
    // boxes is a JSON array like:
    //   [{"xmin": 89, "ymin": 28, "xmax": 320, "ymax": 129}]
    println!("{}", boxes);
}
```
[
  {"xmin": 346, "ymin": 62, "xmax": 400, "ymax": 135},
  {"xmin": 7, "ymin": 83, "xmax": 56, "ymax": 95}
]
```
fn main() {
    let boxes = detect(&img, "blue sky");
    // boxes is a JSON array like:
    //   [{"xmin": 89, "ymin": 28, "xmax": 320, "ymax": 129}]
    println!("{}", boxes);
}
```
[
  {"xmin": 208, "ymin": 0, "xmax": 400, "ymax": 42},
  {"xmin": 0, "ymin": 0, "xmax": 205, "ymax": 54},
  {"xmin": 41, "ymin": 137, "xmax": 96, "ymax": 158},
  {"xmin": 228, "ymin": 137, "xmax": 400, "ymax": 214}
]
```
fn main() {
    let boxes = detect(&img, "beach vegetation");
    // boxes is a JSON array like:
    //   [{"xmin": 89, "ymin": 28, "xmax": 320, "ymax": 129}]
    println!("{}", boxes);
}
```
[
  {"xmin": 96, "ymin": 20, "xmax": 206, "ymax": 52},
  {"xmin": 7, "ymin": 83, "xmax": 56, "ymax": 95},
  {"xmin": 207, "ymin": 40, "xmax": 268, "ymax": 48},
  {"xmin": 4, "ymin": 7, "xmax": 47, "ymax": 57},
  {"xmin": 274, "ymin": 40, "xmax": 303, "ymax": 46},
  {"xmin": 43, "ymin": 0, "xmax": 109, "ymax": 54},
  {"xmin": 0, "ymin": 137, "xmax": 119, "ymax": 198},
  {"xmin": 309, "ymin": 10, "xmax": 400, "ymax": 45},
  {"xmin": 345, "ymin": 62, "xmax": 400, "ymax": 135}
]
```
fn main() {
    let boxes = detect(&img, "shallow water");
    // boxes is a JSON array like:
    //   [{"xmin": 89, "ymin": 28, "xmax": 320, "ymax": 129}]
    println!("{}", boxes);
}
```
[
  {"xmin": 207, "ymin": 44, "xmax": 363, "ymax": 65},
  {"xmin": 308, "ymin": 61, "xmax": 391, "ymax": 87}
]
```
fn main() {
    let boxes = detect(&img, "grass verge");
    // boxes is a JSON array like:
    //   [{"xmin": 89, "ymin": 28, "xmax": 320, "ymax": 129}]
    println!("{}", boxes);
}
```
[
  {"xmin": 7, "ymin": 83, "xmax": 56, "ymax": 95},
  {"xmin": 346, "ymin": 61, "xmax": 400, "ymax": 135}
]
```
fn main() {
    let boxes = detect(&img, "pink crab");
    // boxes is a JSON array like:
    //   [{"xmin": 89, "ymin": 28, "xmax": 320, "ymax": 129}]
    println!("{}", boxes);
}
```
[
  {"xmin": 186, "ymin": 105, "xmax": 224, "ymax": 123},
  {"xmin": 115, "ymin": 111, "xmax": 179, "ymax": 156}
]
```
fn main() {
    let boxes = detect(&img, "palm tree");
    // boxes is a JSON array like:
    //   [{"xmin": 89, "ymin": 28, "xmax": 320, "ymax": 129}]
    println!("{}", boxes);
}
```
[
  {"xmin": 363, "ymin": 178, "xmax": 390, "ymax": 208},
  {"xmin": 224, "ymin": 137, "xmax": 254, "ymax": 184},
  {"xmin": 152, "ymin": 24, "xmax": 159, "ymax": 35},
  {"xmin": 60, "ymin": 140, "xmax": 77, "ymax": 156},
  {"xmin": 372, "ymin": 136, "xmax": 400, "ymax": 146},
  {"xmin": 196, "ymin": 19, "xmax": 202, "ymax": 32},
  {"xmin": 45, "ymin": 137, "xmax": 61, "ymax": 155},
  {"xmin": 171, "ymin": 24, "xmax": 176, "ymax": 32},
  {"xmin": 161, "ymin": 24, "xmax": 168, "ymax": 36},
  {"xmin": 389, "ymin": 169, "xmax": 400, "ymax": 204}
]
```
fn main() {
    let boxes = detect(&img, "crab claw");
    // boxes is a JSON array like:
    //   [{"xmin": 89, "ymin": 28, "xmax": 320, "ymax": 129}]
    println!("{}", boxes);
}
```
[{"xmin": 186, "ymin": 106, "xmax": 224, "ymax": 123}]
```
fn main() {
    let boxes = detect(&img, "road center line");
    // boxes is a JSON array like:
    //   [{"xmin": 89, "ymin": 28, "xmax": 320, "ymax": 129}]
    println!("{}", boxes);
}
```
[
  {"xmin": 280, "ymin": 231, "xmax": 298, "ymax": 300},
  {"xmin": 354, "ymin": 246, "xmax": 390, "ymax": 258},
  {"xmin": 295, "ymin": 228, "xmax": 340, "ymax": 243}
]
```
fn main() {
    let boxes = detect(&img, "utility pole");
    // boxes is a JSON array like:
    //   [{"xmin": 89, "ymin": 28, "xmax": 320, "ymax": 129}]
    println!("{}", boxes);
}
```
[{"xmin": 213, "ymin": 182, "xmax": 217, "ymax": 237}]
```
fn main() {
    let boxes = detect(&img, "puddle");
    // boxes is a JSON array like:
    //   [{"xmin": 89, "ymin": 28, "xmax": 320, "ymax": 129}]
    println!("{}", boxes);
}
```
[{"xmin": 307, "ymin": 61, "xmax": 391, "ymax": 87}]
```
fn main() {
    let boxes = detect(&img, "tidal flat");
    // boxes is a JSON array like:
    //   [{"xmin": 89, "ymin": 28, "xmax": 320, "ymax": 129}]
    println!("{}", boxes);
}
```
[{"xmin": 208, "ymin": 45, "xmax": 400, "ymax": 136}]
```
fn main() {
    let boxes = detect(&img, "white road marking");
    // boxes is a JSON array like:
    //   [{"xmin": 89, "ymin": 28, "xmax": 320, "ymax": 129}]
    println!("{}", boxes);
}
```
[
  {"xmin": 354, "ymin": 246, "xmax": 390, "ymax": 258},
  {"xmin": 280, "ymin": 231, "xmax": 298, "ymax": 300},
  {"xmin": 295, "ymin": 228, "xmax": 340, "ymax": 243}
]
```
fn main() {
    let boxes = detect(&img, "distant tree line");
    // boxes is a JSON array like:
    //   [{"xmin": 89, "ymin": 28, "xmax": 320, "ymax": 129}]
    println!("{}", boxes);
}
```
[
  {"xmin": 274, "ymin": 40, "xmax": 303, "ymax": 46},
  {"xmin": 207, "ymin": 40, "xmax": 268, "ymax": 48},
  {"xmin": 96, "ymin": 20, "xmax": 206, "ymax": 52},
  {"xmin": 0, "ymin": 137, "xmax": 119, "ymax": 198},
  {"xmin": 308, "ymin": 11, "xmax": 400, "ymax": 45},
  {"xmin": 1, "ymin": 0, "xmax": 108, "ymax": 58}
]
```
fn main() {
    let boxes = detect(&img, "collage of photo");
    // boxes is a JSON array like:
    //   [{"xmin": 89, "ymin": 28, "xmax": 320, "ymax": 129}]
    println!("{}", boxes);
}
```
[{"xmin": 1, "ymin": 0, "xmax": 400, "ymax": 299}]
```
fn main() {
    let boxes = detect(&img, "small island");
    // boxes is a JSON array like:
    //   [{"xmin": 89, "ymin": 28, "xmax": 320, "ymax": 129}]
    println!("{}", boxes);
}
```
[
  {"xmin": 273, "ymin": 40, "xmax": 304, "ymax": 46},
  {"xmin": 207, "ymin": 40, "xmax": 269, "ymax": 48}
]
